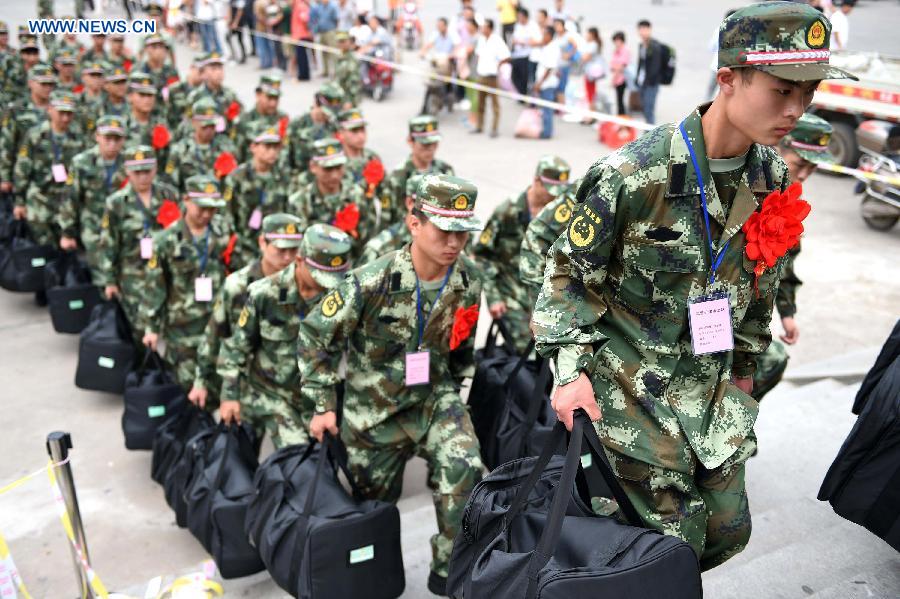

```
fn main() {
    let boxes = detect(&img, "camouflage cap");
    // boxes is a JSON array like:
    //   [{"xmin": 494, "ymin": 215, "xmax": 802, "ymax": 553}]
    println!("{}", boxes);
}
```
[
  {"xmin": 52, "ymin": 48, "xmax": 79, "ymax": 65},
  {"xmin": 198, "ymin": 51, "xmax": 225, "ymax": 67},
  {"xmin": 257, "ymin": 73, "xmax": 283, "ymax": 96},
  {"xmin": 108, "ymin": 33, "xmax": 125, "ymax": 41},
  {"xmin": 128, "ymin": 71, "xmax": 157, "ymax": 94},
  {"xmin": 81, "ymin": 59, "xmax": 106, "ymax": 75},
  {"xmin": 28, "ymin": 63, "xmax": 58, "ymax": 84},
  {"xmin": 310, "ymin": 137, "xmax": 347, "ymax": 168},
  {"xmin": 191, "ymin": 97, "xmax": 219, "ymax": 124},
  {"xmin": 535, "ymin": 155, "xmax": 572, "ymax": 197},
  {"xmin": 143, "ymin": 32, "xmax": 167, "ymax": 47},
  {"xmin": 338, "ymin": 107, "xmax": 366, "ymax": 130},
  {"xmin": 184, "ymin": 175, "xmax": 225, "ymax": 208},
  {"xmin": 147, "ymin": 4, "xmax": 163, "ymax": 16},
  {"xmin": 105, "ymin": 64, "xmax": 129, "ymax": 82},
  {"xmin": 415, "ymin": 174, "xmax": 482, "ymax": 232},
  {"xmin": 335, "ymin": 30, "xmax": 351, "ymax": 43},
  {"xmin": 718, "ymin": 1, "xmax": 857, "ymax": 82},
  {"xmin": 123, "ymin": 145, "xmax": 157, "ymax": 171},
  {"xmin": 782, "ymin": 112, "xmax": 835, "ymax": 164},
  {"xmin": 19, "ymin": 34, "xmax": 39, "ymax": 51},
  {"xmin": 250, "ymin": 121, "xmax": 283, "ymax": 144},
  {"xmin": 409, "ymin": 115, "xmax": 441, "ymax": 144},
  {"xmin": 301, "ymin": 224, "xmax": 353, "ymax": 289},
  {"xmin": 49, "ymin": 89, "xmax": 78, "ymax": 111},
  {"xmin": 316, "ymin": 81, "xmax": 345, "ymax": 105},
  {"xmin": 262, "ymin": 213, "xmax": 305, "ymax": 249},
  {"xmin": 0, "ymin": 21, "xmax": 8, "ymax": 34},
  {"xmin": 96, "ymin": 115, "xmax": 127, "ymax": 137},
  {"xmin": 406, "ymin": 173, "xmax": 425, "ymax": 200}
]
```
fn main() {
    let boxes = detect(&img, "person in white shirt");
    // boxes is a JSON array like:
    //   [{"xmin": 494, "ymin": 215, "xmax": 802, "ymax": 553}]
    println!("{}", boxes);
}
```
[
  {"xmin": 533, "ymin": 25, "xmax": 560, "ymax": 139},
  {"xmin": 829, "ymin": 0, "xmax": 854, "ymax": 51},
  {"xmin": 473, "ymin": 18, "xmax": 511, "ymax": 137},
  {"xmin": 510, "ymin": 7, "xmax": 540, "ymax": 95}
]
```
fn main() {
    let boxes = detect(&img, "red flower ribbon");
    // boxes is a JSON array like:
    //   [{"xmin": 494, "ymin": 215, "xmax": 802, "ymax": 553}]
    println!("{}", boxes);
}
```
[
  {"xmin": 156, "ymin": 199, "xmax": 181, "ymax": 228},
  {"xmin": 72, "ymin": 84, "xmax": 85, "ymax": 94},
  {"xmin": 450, "ymin": 304, "xmax": 479, "ymax": 350},
  {"xmin": 214, "ymin": 151, "xmax": 238, "ymax": 178},
  {"xmin": 221, "ymin": 233, "xmax": 238, "ymax": 272},
  {"xmin": 334, "ymin": 203, "xmax": 360, "ymax": 238},
  {"xmin": 123, "ymin": 58, "xmax": 133, "ymax": 73},
  {"xmin": 151, "ymin": 124, "xmax": 171, "ymax": 149},
  {"xmin": 278, "ymin": 115, "xmax": 289, "ymax": 139},
  {"xmin": 119, "ymin": 178, "xmax": 129, "ymax": 190},
  {"xmin": 742, "ymin": 182, "xmax": 810, "ymax": 293},
  {"xmin": 166, "ymin": 76, "xmax": 180, "ymax": 87},
  {"xmin": 362, "ymin": 158, "xmax": 385, "ymax": 198},
  {"xmin": 225, "ymin": 100, "xmax": 241, "ymax": 122}
]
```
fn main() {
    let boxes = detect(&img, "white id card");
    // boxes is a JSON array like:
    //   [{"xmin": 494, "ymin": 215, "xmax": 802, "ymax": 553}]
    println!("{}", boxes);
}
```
[
  {"xmin": 405, "ymin": 351, "xmax": 430, "ymax": 386},
  {"xmin": 194, "ymin": 276, "xmax": 213, "ymax": 302},
  {"xmin": 215, "ymin": 116, "xmax": 226, "ymax": 133},
  {"xmin": 248, "ymin": 208, "xmax": 263, "ymax": 230},
  {"xmin": 52, "ymin": 164, "xmax": 68, "ymax": 183},
  {"xmin": 140, "ymin": 237, "xmax": 153, "ymax": 259},
  {"xmin": 687, "ymin": 293, "xmax": 734, "ymax": 355}
]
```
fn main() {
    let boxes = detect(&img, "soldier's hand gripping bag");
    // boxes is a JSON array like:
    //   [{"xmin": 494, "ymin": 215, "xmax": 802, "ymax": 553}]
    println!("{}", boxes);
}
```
[
  {"xmin": 244, "ymin": 434, "xmax": 405, "ymax": 599},
  {"xmin": 183, "ymin": 422, "xmax": 264, "ymax": 578},
  {"xmin": 75, "ymin": 300, "xmax": 135, "ymax": 393},
  {"xmin": 447, "ymin": 411, "xmax": 702, "ymax": 599},
  {"xmin": 469, "ymin": 319, "xmax": 560, "ymax": 470},
  {"xmin": 45, "ymin": 252, "xmax": 102, "ymax": 334},
  {"xmin": 0, "ymin": 220, "xmax": 56, "ymax": 292},
  {"xmin": 122, "ymin": 350, "xmax": 187, "ymax": 450},
  {"xmin": 152, "ymin": 403, "xmax": 215, "ymax": 485}
]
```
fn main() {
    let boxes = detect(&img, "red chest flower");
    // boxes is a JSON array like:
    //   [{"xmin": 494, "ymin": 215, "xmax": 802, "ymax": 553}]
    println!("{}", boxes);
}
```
[
  {"xmin": 221, "ymin": 233, "xmax": 238, "ymax": 271},
  {"xmin": 450, "ymin": 304, "xmax": 480, "ymax": 350},
  {"xmin": 362, "ymin": 158, "xmax": 385, "ymax": 199},
  {"xmin": 334, "ymin": 203, "xmax": 360, "ymax": 238},
  {"xmin": 214, "ymin": 151, "xmax": 238, "ymax": 178},
  {"xmin": 278, "ymin": 115, "xmax": 289, "ymax": 139},
  {"xmin": 743, "ymin": 182, "xmax": 811, "ymax": 282},
  {"xmin": 123, "ymin": 58, "xmax": 133, "ymax": 73},
  {"xmin": 166, "ymin": 76, "xmax": 180, "ymax": 87},
  {"xmin": 225, "ymin": 100, "xmax": 241, "ymax": 122},
  {"xmin": 72, "ymin": 84, "xmax": 85, "ymax": 94},
  {"xmin": 156, "ymin": 199, "xmax": 181, "ymax": 228},
  {"xmin": 151, "ymin": 124, "xmax": 171, "ymax": 149}
]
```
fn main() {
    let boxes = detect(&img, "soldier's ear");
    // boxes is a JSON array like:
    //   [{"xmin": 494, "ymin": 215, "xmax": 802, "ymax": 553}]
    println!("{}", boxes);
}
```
[
  {"xmin": 716, "ymin": 67, "xmax": 738, "ymax": 97},
  {"xmin": 258, "ymin": 235, "xmax": 267, "ymax": 252}
]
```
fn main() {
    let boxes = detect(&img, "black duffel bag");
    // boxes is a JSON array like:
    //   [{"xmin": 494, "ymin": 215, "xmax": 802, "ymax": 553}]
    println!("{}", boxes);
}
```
[
  {"xmin": 75, "ymin": 300, "xmax": 135, "ymax": 394},
  {"xmin": 45, "ymin": 252, "xmax": 102, "ymax": 334},
  {"xmin": 152, "ymin": 404, "xmax": 216, "ymax": 485},
  {"xmin": 0, "ymin": 220, "xmax": 55, "ymax": 292},
  {"xmin": 245, "ymin": 434, "xmax": 405, "ymax": 599},
  {"xmin": 184, "ymin": 423, "xmax": 264, "ymax": 579},
  {"xmin": 448, "ymin": 411, "xmax": 702, "ymax": 599},
  {"xmin": 469, "ymin": 320, "xmax": 558, "ymax": 471},
  {"xmin": 122, "ymin": 351, "xmax": 187, "ymax": 450}
]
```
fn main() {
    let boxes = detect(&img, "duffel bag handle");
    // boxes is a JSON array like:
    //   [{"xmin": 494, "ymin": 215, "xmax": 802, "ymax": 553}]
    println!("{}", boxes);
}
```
[
  {"xmin": 211, "ymin": 423, "xmax": 258, "ymax": 490},
  {"xmin": 511, "ymin": 356, "xmax": 552, "ymax": 455},
  {"xmin": 300, "ymin": 432, "xmax": 363, "ymax": 515}
]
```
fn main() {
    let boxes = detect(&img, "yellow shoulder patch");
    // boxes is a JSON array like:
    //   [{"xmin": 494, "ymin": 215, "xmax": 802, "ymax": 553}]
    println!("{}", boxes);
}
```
[
  {"xmin": 147, "ymin": 254, "xmax": 158, "ymax": 269},
  {"xmin": 320, "ymin": 290, "xmax": 344, "ymax": 317},
  {"xmin": 165, "ymin": 161, "xmax": 175, "ymax": 174},
  {"xmin": 479, "ymin": 228, "xmax": 493, "ymax": 246},
  {"xmin": 101, "ymin": 212, "xmax": 110, "ymax": 229},
  {"xmin": 18, "ymin": 145, "xmax": 27, "ymax": 158},
  {"xmin": 237, "ymin": 306, "xmax": 249, "ymax": 327},
  {"xmin": 553, "ymin": 200, "xmax": 572, "ymax": 224}
]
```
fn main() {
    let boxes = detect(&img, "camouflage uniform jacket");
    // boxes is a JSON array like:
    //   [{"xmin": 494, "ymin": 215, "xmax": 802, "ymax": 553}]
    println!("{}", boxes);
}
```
[
  {"xmin": 297, "ymin": 247, "xmax": 483, "ymax": 430},
  {"xmin": 135, "ymin": 60, "xmax": 180, "ymax": 102},
  {"xmin": 345, "ymin": 147, "xmax": 393, "ymax": 230},
  {"xmin": 532, "ymin": 105, "xmax": 790, "ymax": 470},
  {"xmin": 59, "ymin": 146, "xmax": 127, "ymax": 239},
  {"xmin": 775, "ymin": 244, "xmax": 801, "ymax": 318},
  {"xmin": 99, "ymin": 95, "xmax": 129, "ymax": 118},
  {"xmin": 165, "ymin": 80, "xmax": 197, "ymax": 128},
  {"xmin": 386, "ymin": 156, "xmax": 454, "ymax": 226},
  {"xmin": 220, "ymin": 262, "xmax": 320, "ymax": 405},
  {"xmin": 287, "ymin": 180, "xmax": 370, "ymax": 255},
  {"xmin": 223, "ymin": 163, "xmax": 295, "ymax": 269},
  {"xmin": 140, "ymin": 215, "xmax": 234, "ymax": 338},
  {"xmin": 0, "ymin": 54, "xmax": 25, "ymax": 108},
  {"xmin": 333, "ymin": 52, "xmax": 362, "ymax": 107},
  {"xmin": 359, "ymin": 222, "xmax": 411, "ymax": 265},
  {"xmin": 231, "ymin": 107, "xmax": 288, "ymax": 162},
  {"xmin": 194, "ymin": 259, "xmax": 266, "ymax": 391},
  {"xmin": 0, "ymin": 98, "xmax": 47, "ymax": 184},
  {"xmin": 185, "ymin": 83, "xmax": 240, "ymax": 133},
  {"xmin": 285, "ymin": 108, "xmax": 337, "ymax": 173},
  {"xmin": 80, "ymin": 48, "xmax": 109, "ymax": 64},
  {"xmin": 77, "ymin": 91, "xmax": 105, "ymax": 135},
  {"xmin": 120, "ymin": 111, "xmax": 173, "ymax": 165},
  {"xmin": 519, "ymin": 193, "xmax": 577, "ymax": 308},
  {"xmin": 163, "ymin": 134, "xmax": 237, "ymax": 192},
  {"xmin": 14, "ymin": 121, "xmax": 85, "ymax": 210}
]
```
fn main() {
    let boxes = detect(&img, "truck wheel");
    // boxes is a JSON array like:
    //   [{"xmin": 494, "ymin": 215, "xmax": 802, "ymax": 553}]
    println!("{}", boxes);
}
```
[
  {"xmin": 829, "ymin": 121, "xmax": 860, "ymax": 168},
  {"xmin": 860, "ymin": 196, "xmax": 899, "ymax": 231}
]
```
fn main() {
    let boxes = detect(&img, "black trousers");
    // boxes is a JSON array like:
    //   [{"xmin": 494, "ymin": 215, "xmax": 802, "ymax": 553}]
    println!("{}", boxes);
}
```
[
  {"xmin": 510, "ymin": 56, "xmax": 530, "ymax": 95},
  {"xmin": 615, "ymin": 83, "xmax": 628, "ymax": 116}
]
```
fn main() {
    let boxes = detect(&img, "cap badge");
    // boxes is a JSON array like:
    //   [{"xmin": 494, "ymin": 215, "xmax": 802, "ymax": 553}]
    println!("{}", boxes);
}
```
[
  {"xmin": 134, "ymin": 151, "xmax": 144, "ymax": 161},
  {"xmin": 807, "ymin": 20, "xmax": 826, "ymax": 49},
  {"xmin": 205, "ymin": 183, "xmax": 215, "ymax": 194},
  {"xmin": 285, "ymin": 222, "xmax": 297, "ymax": 234},
  {"xmin": 330, "ymin": 256, "xmax": 343, "ymax": 267},
  {"xmin": 453, "ymin": 194, "xmax": 469, "ymax": 210}
]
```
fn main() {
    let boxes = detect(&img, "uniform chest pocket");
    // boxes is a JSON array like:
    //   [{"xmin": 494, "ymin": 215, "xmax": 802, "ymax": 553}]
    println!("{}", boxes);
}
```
[
  {"xmin": 617, "ymin": 242, "xmax": 702, "ymax": 315},
  {"xmin": 741, "ymin": 254, "xmax": 780, "ymax": 298},
  {"xmin": 260, "ymin": 317, "xmax": 300, "ymax": 344}
]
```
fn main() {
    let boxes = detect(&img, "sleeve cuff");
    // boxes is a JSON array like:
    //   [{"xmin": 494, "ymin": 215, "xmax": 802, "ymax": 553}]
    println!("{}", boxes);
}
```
[
  {"xmin": 553, "ymin": 344, "xmax": 594, "ymax": 387},
  {"xmin": 732, "ymin": 352, "xmax": 757, "ymax": 378}
]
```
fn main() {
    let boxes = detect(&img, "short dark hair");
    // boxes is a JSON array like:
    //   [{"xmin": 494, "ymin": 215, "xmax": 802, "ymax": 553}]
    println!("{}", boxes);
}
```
[
  {"xmin": 517, "ymin": 7, "xmax": 529, "ymax": 18},
  {"xmin": 637, "ymin": 19, "xmax": 651, "ymax": 29},
  {"xmin": 538, "ymin": 8, "xmax": 548, "ymax": 19},
  {"xmin": 466, "ymin": 17, "xmax": 478, "ymax": 30},
  {"xmin": 543, "ymin": 26, "xmax": 555, "ymax": 39},
  {"xmin": 739, "ymin": 67, "xmax": 756, "ymax": 84},
  {"xmin": 484, "ymin": 18, "xmax": 494, "ymax": 31},
  {"xmin": 438, "ymin": 17, "xmax": 448, "ymax": 26},
  {"xmin": 612, "ymin": 31, "xmax": 625, "ymax": 42}
]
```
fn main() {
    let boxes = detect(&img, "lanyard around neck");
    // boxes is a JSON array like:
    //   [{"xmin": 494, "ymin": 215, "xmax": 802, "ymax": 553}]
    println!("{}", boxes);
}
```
[{"xmin": 414, "ymin": 266, "xmax": 453, "ymax": 351}]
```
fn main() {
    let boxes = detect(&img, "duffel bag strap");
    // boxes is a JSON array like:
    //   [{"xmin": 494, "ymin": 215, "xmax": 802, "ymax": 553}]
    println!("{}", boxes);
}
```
[
  {"xmin": 323, "ymin": 434, "xmax": 364, "ymax": 500},
  {"xmin": 515, "ymin": 357, "xmax": 553, "ymax": 455},
  {"xmin": 494, "ymin": 317, "xmax": 518, "ymax": 356},
  {"xmin": 211, "ymin": 424, "xmax": 237, "ymax": 490}
]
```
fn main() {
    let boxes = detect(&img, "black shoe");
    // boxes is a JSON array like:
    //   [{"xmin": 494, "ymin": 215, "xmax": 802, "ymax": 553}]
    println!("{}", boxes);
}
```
[
  {"xmin": 427, "ymin": 571, "xmax": 448, "ymax": 596},
  {"xmin": 470, "ymin": 128, "xmax": 483, "ymax": 134},
  {"xmin": 34, "ymin": 290, "xmax": 48, "ymax": 307}
]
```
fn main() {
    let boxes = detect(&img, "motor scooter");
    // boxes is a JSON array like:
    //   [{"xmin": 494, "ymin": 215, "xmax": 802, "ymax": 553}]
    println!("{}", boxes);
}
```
[
  {"xmin": 421, "ymin": 54, "xmax": 455, "ymax": 116},
  {"xmin": 854, "ymin": 120, "xmax": 900, "ymax": 231},
  {"xmin": 396, "ymin": 2, "xmax": 422, "ymax": 50},
  {"xmin": 363, "ymin": 46, "xmax": 395, "ymax": 102}
]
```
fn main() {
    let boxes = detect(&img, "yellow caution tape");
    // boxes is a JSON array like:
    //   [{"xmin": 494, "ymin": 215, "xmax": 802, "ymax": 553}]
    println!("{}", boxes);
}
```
[
  {"xmin": 0, "ymin": 529, "xmax": 33, "ymax": 599},
  {"xmin": 0, "ymin": 457, "xmax": 69, "ymax": 496},
  {"xmin": 816, "ymin": 161, "xmax": 900, "ymax": 186},
  {"xmin": 156, "ymin": 574, "xmax": 224, "ymax": 598}
]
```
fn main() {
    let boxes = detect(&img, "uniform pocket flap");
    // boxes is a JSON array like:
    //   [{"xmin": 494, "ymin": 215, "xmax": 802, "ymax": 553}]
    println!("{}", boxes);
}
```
[{"xmin": 626, "ymin": 242, "xmax": 701, "ymax": 273}]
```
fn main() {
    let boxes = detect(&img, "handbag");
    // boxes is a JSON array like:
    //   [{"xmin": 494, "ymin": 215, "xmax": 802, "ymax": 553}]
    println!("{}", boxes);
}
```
[
  {"xmin": 0, "ymin": 220, "xmax": 56, "ymax": 292},
  {"xmin": 244, "ymin": 434, "xmax": 405, "ymax": 599},
  {"xmin": 122, "ymin": 351, "xmax": 187, "ymax": 450},
  {"xmin": 75, "ymin": 300, "xmax": 136, "ymax": 394},
  {"xmin": 514, "ymin": 108, "xmax": 543, "ymax": 139},
  {"xmin": 152, "ymin": 404, "xmax": 216, "ymax": 485},
  {"xmin": 469, "ymin": 320, "xmax": 559, "ymax": 471},
  {"xmin": 45, "ymin": 252, "xmax": 102, "ymax": 334},
  {"xmin": 448, "ymin": 411, "xmax": 702, "ymax": 599},
  {"xmin": 184, "ymin": 423, "xmax": 265, "ymax": 579}
]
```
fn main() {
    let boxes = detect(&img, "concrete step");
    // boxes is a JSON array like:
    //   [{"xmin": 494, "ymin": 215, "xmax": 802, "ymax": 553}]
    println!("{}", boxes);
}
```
[
  {"xmin": 784, "ymin": 346, "xmax": 881, "ymax": 385},
  {"xmin": 807, "ymin": 561, "xmax": 900, "ymax": 599}
]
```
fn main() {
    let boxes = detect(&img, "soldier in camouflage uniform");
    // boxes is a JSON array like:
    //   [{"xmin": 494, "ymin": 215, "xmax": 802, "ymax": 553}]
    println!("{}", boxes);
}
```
[
  {"xmin": 385, "ymin": 116, "xmax": 455, "ymax": 228},
  {"xmin": 51, "ymin": 48, "xmax": 80, "ymax": 92},
  {"xmin": 287, "ymin": 137, "xmax": 369, "ymax": 256},
  {"xmin": 189, "ymin": 213, "xmax": 303, "ymax": 412},
  {"xmin": 122, "ymin": 71, "xmax": 172, "ymax": 165},
  {"xmin": 358, "ymin": 174, "xmax": 421, "ymax": 264},
  {"xmin": 752, "ymin": 113, "xmax": 836, "ymax": 400},
  {"xmin": 222, "ymin": 123, "xmax": 293, "ymax": 269},
  {"xmin": 99, "ymin": 64, "xmax": 129, "ymax": 117},
  {"xmin": 337, "ymin": 107, "xmax": 392, "ymax": 230},
  {"xmin": 37, "ymin": 0, "xmax": 55, "ymax": 48},
  {"xmin": 58, "ymin": 116, "xmax": 128, "ymax": 276},
  {"xmin": 184, "ymin": 53, "xmax": 241, "ymax": 137},
  {"xmin": 163, "ymin": 97, "xmax": 237, "ymax": 192},
  {"xmin": 285, "ymin": 82, "xmax": 343, "ymax": 174},
  {"xmin": 473, "ymin": 155, "xmax": 572, "ymax": 348},
  {"xmin": 106, "ymin": 34, "xmax": 133, "ymax": 71},
  {"xmin": 1, "ymin": 29, "xmax": 40, "ymax": 108},
  {"xmin": 231, "ymin": 74, "xmax": 288, "ymax": 164},
  {"xmin": 165, "ymin": 58, "xmax": 202, "ymax": 130},
  {"xmin": 0, "ymin": 63, "xmax": 55, "ymax": 197},
  {"xmin": 76, "ymin": 60, "xmax": 106, "ymax": 135},
  {"xmin": 299, "ymin": 174, "xmax": 485, "ymax": 595},
  {"xmin": 140, "ymin": 175, "xmax": 235, "ymax": 391},
  {"xmin": 531, "ymin": 3, "xmax": 856, "ymax": 570},
  {"xmin": 96, "ymin": 145, "xmax": 180, "ymax": 334},
  {"xmin": 333, "ymin": 31, "xmax": 361, "ymax": 108},
  {"xmin": 134, "ymin": 33, "xmax": 179, "ymax": 104},
  {"xmin": 219, "ymin": 223, "xmax": 353, "ymax": 447},
  {"xmin": 13, "ymin": 90, "xmax": 85, "ymax": 247},
  {"xmin": 518, "ymin": 188, "xmax": 578, "ymax": 309},
  {"xmin": 81, "ymin": 34, "xmax": 108, "ymax": 65}
]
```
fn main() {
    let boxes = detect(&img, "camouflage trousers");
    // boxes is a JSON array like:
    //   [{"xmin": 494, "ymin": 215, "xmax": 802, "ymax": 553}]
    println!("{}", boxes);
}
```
[
  {"xmin": 240, "ymin": 387, "xmax": 310, "ymax": 449},
  {"xmin": 602, "ymin": 425, "xmax": 757, "ymax": 571},
  {"xmin": 163, "ymin": 334, "xmax": 219, "ymax": 408},
  {"xmin": 26, "ymin": 220, "xmax": 59, "ymax": 248},
  {"xmin": 80, "ymin": 226, "xmax": 104, "ymax": 283},
  {"xmin": 341, "ymin": 391, "xmax": 483, "ymax": 577},
  {"xmin": 751, "ymin": 340, "xmax": 789, "ymax": 401}
]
